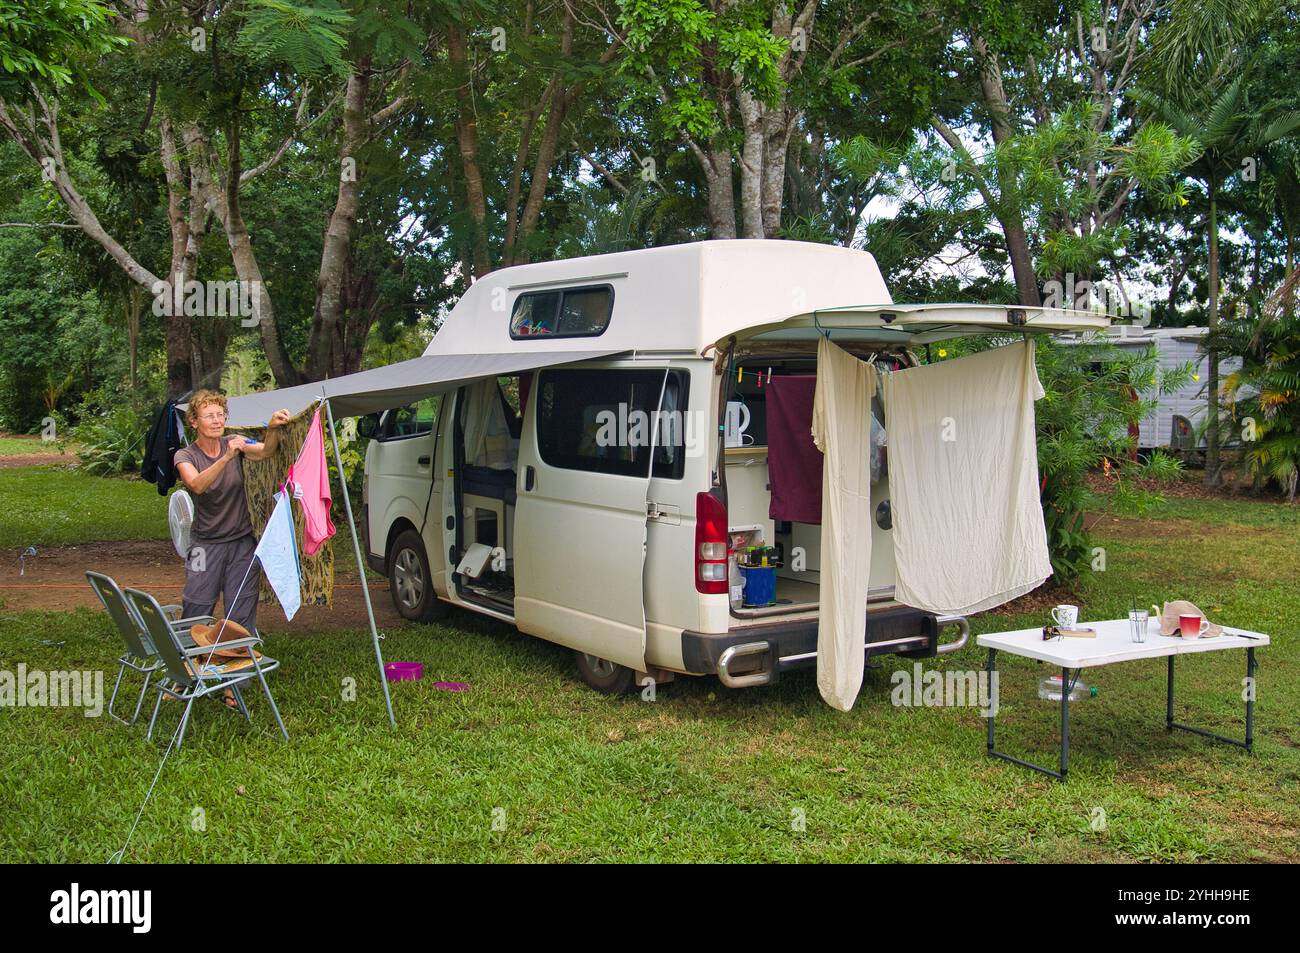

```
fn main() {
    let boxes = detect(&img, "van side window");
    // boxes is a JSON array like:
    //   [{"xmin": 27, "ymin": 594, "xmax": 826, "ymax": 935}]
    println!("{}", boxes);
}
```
[
  {"xmin": 510, "ymin": 285, "xmax": 613, "ymax": 338},
  {"xmin": 536, "ymin": 369, "xmax": 687, "ymax": 479},
  {"xmin": 384, "ymin": 396, "xmax": 440, "ymax": 440}
]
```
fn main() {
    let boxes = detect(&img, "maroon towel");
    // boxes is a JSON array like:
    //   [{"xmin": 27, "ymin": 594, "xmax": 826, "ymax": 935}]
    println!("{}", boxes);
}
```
[{"xmin": 767, "ymin": 375, "xmax": 822, "ymax": 524}]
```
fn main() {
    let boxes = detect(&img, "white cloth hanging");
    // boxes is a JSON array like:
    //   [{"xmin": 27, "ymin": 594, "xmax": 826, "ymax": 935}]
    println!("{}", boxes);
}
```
[
  {"xmin": 879, "ymin": 340, "xmax": 1052, "ymax": 615},
  {"xmin": 811, "ymin": 338, "xmax": 878, "ymax": 712},
  {"xmin": 254, "ymin": 489, "xmax": 302, "ymax": 621},
  {"xmin": 462, "ymin": 379, "xmax": 515, "ymax": 470}
]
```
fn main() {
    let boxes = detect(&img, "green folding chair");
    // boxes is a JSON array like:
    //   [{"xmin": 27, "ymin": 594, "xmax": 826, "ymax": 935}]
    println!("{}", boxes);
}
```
[
  {"xmin": 85, "ymin": 570, "xmax": 213, "ymax": 727},
  {"xmin": 123, "ymin": 587, "xmax": 288, "ymax": 747}
]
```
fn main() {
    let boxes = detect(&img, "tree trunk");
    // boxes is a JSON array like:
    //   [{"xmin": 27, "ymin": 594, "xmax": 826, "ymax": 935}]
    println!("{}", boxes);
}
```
[
  {"xmin": 972, "ymin": 33, "xmax": 1041, "ymax": 307},
  {"xmin": 1205, "ymin": 181, "xmax": 1221, "ymax": 485},
  {"xmin": 222, "ymin": 113, "xmax": 301, "ymax": 388},
  {"xmin": 736, "ymin": 89, "xmax": 765, "ymax": 239},
  {"xmin": 126, "ymin": 287, "xmax": 141, "ymax": 391},
  {"xmin": 307, "ymin": 65, "xmax": 370, "ymax": 381},
  {"xmin": 705, "ymin": 146, "xmax": 737, "ymax": 239},
  {"xmin": 448, "ymin": 25, "xmax": 490, "ymax": 278}
]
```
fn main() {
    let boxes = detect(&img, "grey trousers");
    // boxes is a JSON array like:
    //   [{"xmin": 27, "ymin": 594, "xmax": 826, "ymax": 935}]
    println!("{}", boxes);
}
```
[{"xmin": 181, "ymin": 534, "xmax": 260, "ymax": 631}]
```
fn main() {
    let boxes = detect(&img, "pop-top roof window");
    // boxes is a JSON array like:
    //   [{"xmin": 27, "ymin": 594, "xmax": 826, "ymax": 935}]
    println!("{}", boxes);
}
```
[{"xmin": 510, "ymin": 285, "xmax": 613, "ymax": 339}]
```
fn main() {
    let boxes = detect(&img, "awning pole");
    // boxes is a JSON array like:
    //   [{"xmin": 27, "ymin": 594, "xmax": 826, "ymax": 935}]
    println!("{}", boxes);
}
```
[{"xmin": 323, "ymin": 397, "xmax": 396, "ymax": 729}]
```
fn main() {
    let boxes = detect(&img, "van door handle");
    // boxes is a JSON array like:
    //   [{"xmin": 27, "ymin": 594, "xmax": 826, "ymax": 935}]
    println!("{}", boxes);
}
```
[
  {"xmin": 524, "ymin": 465, "xmax": 535, "ymax": 491},
  {"xmin": 417, "ymin": 455, "xmax": 430, "ymax": 465}
]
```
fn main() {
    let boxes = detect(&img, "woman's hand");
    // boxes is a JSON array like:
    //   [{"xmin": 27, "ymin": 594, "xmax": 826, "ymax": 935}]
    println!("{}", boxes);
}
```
[
  {"xmin": 224, "ymin": 436, "xmax": 252, "ymax": 460},
  {"xmin": 267, "ymin": 408, "xmax": 292, "ymax": 429}
]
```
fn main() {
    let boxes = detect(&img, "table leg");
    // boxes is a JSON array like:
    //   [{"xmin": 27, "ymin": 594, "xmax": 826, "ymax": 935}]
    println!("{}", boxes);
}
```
[
  {"xmin": 1246, "ymin": 647, "xmax": 1255, "ymax": 753},
  {"xmin": 986, "ymin": 648, "xmax": 996, "ymax": 756},
  {"xmin": 1059, "ymin": 666, "xmax": 1070, "ymax": 781},
  {"xmin": 986, "ymin": 650, "xmax": 1068, "ymax": 782},
  {"xmin": 1166, "ymin": 655, "xmax": 1175, "ymax": 731},
  {"xmin": 1166, "ymin": 648, "xmax": 1257, "ymax": 752}
]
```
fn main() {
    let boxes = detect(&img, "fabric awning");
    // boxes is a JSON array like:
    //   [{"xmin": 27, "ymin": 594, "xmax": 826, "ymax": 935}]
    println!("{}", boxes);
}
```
[{"xmin": 213, "ymin": 349, "xmax": 626, "ymax": 427}]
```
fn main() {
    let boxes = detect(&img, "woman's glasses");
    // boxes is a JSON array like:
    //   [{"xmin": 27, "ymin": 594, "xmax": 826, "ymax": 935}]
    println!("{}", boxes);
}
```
[{"xmin": 197, "ymin": 412, "xmax": 227, "ymax": 422}]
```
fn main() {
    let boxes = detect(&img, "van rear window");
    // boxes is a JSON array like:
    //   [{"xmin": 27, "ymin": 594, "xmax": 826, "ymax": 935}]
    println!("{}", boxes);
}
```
[{"xmin": 510, "ymin": 285, "xmax": 613, "ymax": 338}]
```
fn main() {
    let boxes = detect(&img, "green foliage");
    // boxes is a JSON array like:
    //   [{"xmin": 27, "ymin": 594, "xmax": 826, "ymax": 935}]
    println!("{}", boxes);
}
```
[
  {"xmin": 70, "ymin": 403, "xmax": 148, "ymax": 476},
  {"xmin": 1209, "ymin": 307, "xmax": 1300, "ymax": 500},
  {"xmin": 0, "ymin": 0, "xmax": 128, "ymax": 99},
  {"xmin": 1032, "ymin": 337, "xmax": 1190, "ymax": 581},
  {"xmin": 237, "ymin": 0, "xmax": 353, "ymax": 77}
]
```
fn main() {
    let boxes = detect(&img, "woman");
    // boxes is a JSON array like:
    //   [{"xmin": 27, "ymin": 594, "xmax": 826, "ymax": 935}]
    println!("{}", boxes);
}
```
[{"xmin": 174, "ymin": 391, "xmax": 292, "ymax": 641}]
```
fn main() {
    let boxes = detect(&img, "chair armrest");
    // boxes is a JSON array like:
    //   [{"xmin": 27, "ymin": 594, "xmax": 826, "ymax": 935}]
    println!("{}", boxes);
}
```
[
  {"xmin": 183, "ymin": 637, "xmax": 263, "ymax": 657},
  {"xmin": 172, "ymin": 615, "xmax": 216, "ymax": 629}
]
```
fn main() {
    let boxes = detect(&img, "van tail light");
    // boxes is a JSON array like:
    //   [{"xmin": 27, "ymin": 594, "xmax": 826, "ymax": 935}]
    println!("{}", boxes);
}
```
[{"xmin": 695, "ymin": 490, "xmax": 728, "ymax": 594}]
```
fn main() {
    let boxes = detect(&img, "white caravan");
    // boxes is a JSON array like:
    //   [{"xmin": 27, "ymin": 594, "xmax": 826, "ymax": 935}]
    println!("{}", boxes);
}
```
[{"xmin": 359, "ymin": 240, "xmax": 1107, "ymax": 693}]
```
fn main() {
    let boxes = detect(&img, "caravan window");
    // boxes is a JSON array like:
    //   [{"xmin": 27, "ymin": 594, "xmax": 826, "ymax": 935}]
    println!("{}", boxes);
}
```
[
  {"xmin": 535, "ymin": 368, "xmax": 687, "ymax": 479},
  {"xmin": 510, "ymin": 285, "xmax": 613, "ymax": 339}
]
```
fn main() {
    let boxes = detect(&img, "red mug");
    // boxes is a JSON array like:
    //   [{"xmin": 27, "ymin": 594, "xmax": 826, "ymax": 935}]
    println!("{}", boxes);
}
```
[{"xmin": 1179, "ymin": 614, "xmax": 1210, "ymax": 638}]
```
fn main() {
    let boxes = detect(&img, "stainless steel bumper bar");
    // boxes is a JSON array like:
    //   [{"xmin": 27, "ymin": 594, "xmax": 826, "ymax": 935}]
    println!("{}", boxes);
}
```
[
  {"xmin": 933, "ymin": 615, "xmax": 970, "ymax": 654},
  {"xmin": 715, "ymin": 615, "xmax": 971, "ymax": 688}
]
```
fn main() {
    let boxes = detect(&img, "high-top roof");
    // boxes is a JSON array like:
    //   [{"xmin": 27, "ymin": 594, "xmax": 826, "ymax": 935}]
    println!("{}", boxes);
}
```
[{"xmin": 424, "ymin": 240, "xmax": 893, "ymax": 357}]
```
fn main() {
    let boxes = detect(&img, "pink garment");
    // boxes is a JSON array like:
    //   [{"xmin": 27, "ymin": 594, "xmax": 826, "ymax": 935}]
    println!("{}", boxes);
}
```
[{"xmin": 288, "ymin": 409, "xmax": 336, "ymax": 556}]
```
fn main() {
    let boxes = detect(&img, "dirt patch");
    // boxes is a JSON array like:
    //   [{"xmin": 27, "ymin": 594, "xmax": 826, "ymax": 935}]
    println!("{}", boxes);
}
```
[
  {"xmin": 0, "ymin": 538, "xmax": 406, "ymax": 634},
  {"xmin": 0, "ymin": 452, "xmax": 77, "ymax": 469},
  {"xmin": 1086, "ymin": 470, "xmax": 1291, "ymax": 505},
  {"xmin": 1088, "ymin": 512, "xmax": 1280, "ymax": 542},
  {"xmin": 998, "ymin": 581, "xmax": 1082, "ymax": 614}
]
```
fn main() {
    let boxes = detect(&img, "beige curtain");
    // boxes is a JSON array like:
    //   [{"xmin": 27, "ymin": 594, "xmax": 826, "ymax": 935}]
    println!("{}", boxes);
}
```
[
  {"xmin": 811, "ymin": 339, "xmax": 878, "ymax": 712},
  {"xmin": 879, "ymin": 340, "xmax": 1051, "ymax": 615}
]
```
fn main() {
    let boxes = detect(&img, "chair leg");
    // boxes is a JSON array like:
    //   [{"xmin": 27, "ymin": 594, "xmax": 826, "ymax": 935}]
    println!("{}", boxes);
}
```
[
  {"xmin": 176, "ymin": 697, "xmax": 196, "ymax": 749},
  {"xmin": 252, "ymin": 664, "xmax": 288, "ymax": 741},
  {"xmin": 231, "ymin": 684, "xmax": 251, "ymax": 721},
  {"xmin": 128, "ymin": 670, "xmax": 154, "ymax": 726},
  {"xmin": 108, "ymin": 661, "xmax": 131, "ymax": 726},
  {"xmin": 146, "ymin": 688, "xmax": 166, "ymax": 740}
]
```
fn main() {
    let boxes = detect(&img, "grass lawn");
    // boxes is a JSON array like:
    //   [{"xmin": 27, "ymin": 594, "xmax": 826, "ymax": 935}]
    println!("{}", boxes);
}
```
[
  {"xmin": 0, "ymin": 466, "xmax": 169, "ymax": 549},
  {"xmin": 0, "ymin": 435, "xmax": 51, "ymax": 456},
  {"xmin": 1, "ymin": 481, "xmax": 1296, "ymax": 862}
]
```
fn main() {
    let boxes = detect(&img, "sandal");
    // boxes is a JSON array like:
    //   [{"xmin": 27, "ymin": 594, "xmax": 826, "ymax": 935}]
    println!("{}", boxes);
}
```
[{"xmin": 222, "ymin": 689, "xmax": 240, "ymax": 710}]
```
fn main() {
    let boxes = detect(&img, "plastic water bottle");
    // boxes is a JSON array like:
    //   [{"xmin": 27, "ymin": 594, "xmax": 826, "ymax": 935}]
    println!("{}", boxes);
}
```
[
  {"xmin": 1037, "ymin": 675, "xmax": 1098, "ymax": 702},
  {"xmin": 728, "ymin": 553, "xmax": 745, "ymax": 610}
]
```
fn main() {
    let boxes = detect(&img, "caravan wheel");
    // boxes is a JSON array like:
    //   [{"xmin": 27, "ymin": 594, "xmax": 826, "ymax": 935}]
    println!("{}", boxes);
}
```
[
  {"xmin": 575, "ymin": 651, "xmax": 637, "ymax": 694},
  {"xmin": 389, "ymin": 529, "xmax": 449, "ymax": 623}
]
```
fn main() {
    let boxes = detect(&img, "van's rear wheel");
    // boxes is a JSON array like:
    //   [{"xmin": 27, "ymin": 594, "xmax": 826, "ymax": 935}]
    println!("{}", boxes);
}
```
[
  {"xmin": 389, "ymin": 529, "xmax": 448, "ymax": 623},
  {"xmin": 575, "ymin": 651, "xmax": 637, "ymax": 694}
]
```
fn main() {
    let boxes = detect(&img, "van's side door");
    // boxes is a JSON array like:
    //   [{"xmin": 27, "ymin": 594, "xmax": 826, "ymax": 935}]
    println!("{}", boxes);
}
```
[
  {"xmin": 365, "ymin": 397, "xmax": 442, "ymax": 571},
  {"xmin": 514, "ymin": 363, "xmax": 670, "ymax": 671}
]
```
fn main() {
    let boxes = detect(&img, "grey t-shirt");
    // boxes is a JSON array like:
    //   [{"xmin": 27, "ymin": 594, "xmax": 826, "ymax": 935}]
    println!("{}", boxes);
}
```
[{"xmin": 174, "ymin": 435, "xmax": 254, "ymax": 543}]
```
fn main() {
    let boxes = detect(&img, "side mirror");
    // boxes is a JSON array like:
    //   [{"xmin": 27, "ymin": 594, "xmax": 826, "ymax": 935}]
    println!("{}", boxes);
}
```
[{"xmin": 356, "ymin": 413, "xmax": 381, "ymax": 440}]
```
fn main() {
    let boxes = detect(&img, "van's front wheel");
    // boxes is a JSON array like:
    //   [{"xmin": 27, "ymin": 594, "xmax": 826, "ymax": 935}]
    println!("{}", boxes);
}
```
[
  {"xmin": 574, "ymin": 651, "xmax": 637, "ymax": 694},
  {"xmin": 388, "ymin": 529, "xmax": 448, "ymax": 623}
]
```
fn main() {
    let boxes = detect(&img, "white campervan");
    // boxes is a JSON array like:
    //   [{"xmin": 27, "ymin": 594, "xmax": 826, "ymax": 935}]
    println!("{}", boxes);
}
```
[{"xmin": 359, "ymin": 240, "xmax": 1107, "ymax": 693}]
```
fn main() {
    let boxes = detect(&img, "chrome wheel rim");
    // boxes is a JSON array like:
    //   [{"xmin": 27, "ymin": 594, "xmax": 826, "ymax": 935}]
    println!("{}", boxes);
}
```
[
  {"xmin": 583, "ymin": 654, "xmax": 616, "ymax": 678},
  {"xmin": 393, "ymin": 548, "xmax": 424, "ymax": 609}
]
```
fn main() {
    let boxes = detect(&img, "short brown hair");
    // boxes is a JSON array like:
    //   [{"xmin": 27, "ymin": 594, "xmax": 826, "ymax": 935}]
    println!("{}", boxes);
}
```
[{"xmin": 186, "ymin": 390, "xmax": 228, "ymax": 426}]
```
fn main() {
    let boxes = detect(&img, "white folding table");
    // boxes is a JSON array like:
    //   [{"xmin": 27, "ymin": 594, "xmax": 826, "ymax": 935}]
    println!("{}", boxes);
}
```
[{"xmin": 977, "ymin": 619, "xmax": 1269, "ymax": 782}]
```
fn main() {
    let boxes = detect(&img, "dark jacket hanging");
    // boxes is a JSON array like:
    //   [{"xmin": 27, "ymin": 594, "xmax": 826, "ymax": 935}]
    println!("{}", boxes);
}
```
[{"xmin": 141, "ymin": 400, "xmax": 185, "ymax": 495}]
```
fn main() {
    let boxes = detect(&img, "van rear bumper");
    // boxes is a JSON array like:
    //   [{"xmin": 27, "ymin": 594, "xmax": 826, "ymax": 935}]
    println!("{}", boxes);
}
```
[{"xmin": 680, "ymin": 607, "xmax": 970, "ymax": 688}]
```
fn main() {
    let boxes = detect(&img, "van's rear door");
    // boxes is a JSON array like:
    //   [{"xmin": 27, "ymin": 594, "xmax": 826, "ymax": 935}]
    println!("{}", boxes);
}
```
[
  {"xmin": 720, "ymin": 303, "xmax": 1111, "ymax": 350},
  {"xmin": 514, "ymin": 362, "xmax": 671, "ymax": 673}
]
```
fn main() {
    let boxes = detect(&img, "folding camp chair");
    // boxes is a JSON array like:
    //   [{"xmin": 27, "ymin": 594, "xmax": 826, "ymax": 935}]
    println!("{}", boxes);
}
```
[
  {"xmin": 123, "ymin": 587, "xmax": 289, "ymax": 747},
  {"xmin": 85, "ymin": 570, "xmax": 213, "ymax": 727}
]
